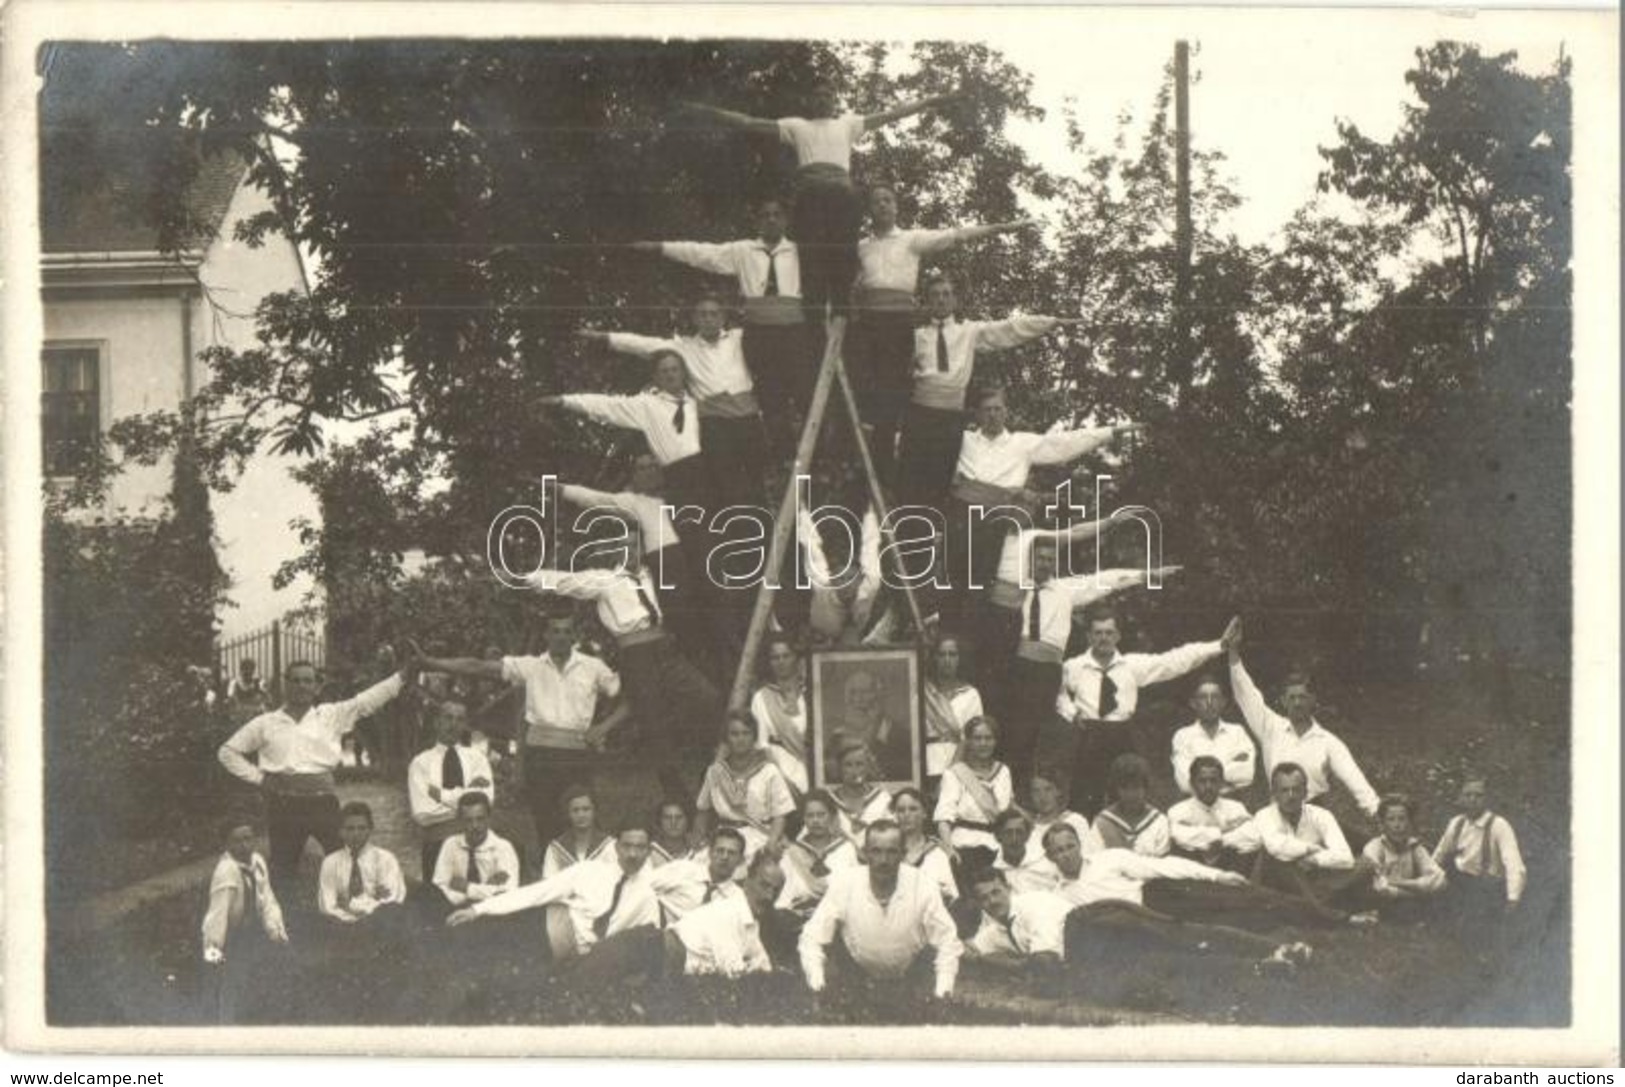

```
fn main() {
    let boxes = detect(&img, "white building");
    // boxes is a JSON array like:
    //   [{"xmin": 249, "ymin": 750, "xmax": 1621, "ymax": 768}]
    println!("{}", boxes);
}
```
[{"xmin": 41, "ymin": 152, "xmax": 323, "ymax": 644}]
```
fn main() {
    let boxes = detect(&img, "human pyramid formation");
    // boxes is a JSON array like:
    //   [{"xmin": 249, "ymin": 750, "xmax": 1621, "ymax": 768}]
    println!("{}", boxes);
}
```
[{"xmin": 204, "ymin": 83, "xmax": 1528, "ymax": 1018}]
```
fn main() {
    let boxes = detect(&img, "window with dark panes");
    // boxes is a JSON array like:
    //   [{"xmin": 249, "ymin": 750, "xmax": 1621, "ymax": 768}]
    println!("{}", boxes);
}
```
[{"xmin": 41, "ymin": 345, "xmax": 101, "ymax": 476}]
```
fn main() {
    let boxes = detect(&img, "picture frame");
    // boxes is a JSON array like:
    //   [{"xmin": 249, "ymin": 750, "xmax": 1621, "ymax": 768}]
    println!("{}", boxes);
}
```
[{"xmin": 808, "ymin": 646, "xmax": 924, "ymax": 791}]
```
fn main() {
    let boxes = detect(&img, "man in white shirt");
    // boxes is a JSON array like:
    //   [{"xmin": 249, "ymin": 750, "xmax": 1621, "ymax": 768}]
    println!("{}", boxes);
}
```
[
  {"xmin": 537, "ymin": 350, "xmax": 710, "ymax": 516},
  {"xmin": 416, "ymin": 616, "xmax": 622, "ymax": 852},
  {"xmin": 963, "ymin": 868, "xmax": 1072, "ymax": 990},
  {"xmin": 201, "ymin": 816, "xmax": 289, "ymax": 1023},
  {"xmin": 577, "ymin": 295, "xmax": 766, "ymax": 511},
  {"xmin": 632, "ymin": 198, "xmax": 814, "ymax": 449},
  {"xmin": 405, "ymin": 698, "xmax": 496, "ymax": 881},
  {"xmin": 1432, "ymin": 776, "xmax": 1527, "ymax": 928},
  {"xmin": 1247, "ymin": 763, "xmax": 1369, "ymax": 924},
  {"xmin": 1168, "ymin": 756, "xmax": 1258, "ymax": 873},
  {"xmin": 1048, "ymin": 612, "xmax": 1236, "ymax": 817},
  {"xmin": 1170, "ymin": 676, "xmax": 1258, "ymax": 796},
  {"xmin": 991, "ymin": 808, "xmax": 1060, "ymax": 894},
  {"xmin": 895, "ymin": 275, "xmax": 1079, "ymax": 511},
  {"xmin": 851, "ymin": 185, "xmax": 1036, "ymax": 483},
  {"xmin": 799, "ymin": 821, "xmax": 963, "ymax": 999},
  {"xmin": 1226, "ymin": 623, "xmax": 1381, "ymax": 828},
  {"xmin": 218, "ymin": 651, "xmax": 416, "ymax": 889},
  {"xmin": 317, "ymin": 801, "xmax": 408, "ymax": 927},
  {"xmin": 430, "ymin": 791, "xmax": 521, "ymax": 918}
]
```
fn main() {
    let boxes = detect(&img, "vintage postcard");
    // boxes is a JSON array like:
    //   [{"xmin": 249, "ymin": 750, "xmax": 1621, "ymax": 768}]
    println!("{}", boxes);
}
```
[{"xmin": 1, "ymin": 0, "xmax": 1617, "ymax": 1064}]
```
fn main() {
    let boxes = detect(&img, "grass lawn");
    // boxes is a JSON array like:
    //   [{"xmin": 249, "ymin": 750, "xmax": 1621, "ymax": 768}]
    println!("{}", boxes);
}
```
[{"xmin": 43, "ymin": 666, "xmax": 1570, "ymax": 1030}]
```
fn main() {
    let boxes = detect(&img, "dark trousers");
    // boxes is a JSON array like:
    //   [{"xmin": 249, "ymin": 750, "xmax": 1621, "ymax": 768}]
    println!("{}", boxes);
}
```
[
  {"xmin": 1003, "ymin": 656, "xmax": 1061, "ymax": 792},
  {"xmin": 619, "ymin": 635, "xmax": 721, "ymax": 801},
  {"xmin": 568, "ymin": 925, "xmax": 682, "ymax": 990},
  {"xmin": 524, "ymin": 745, "xmax": 598, "ymax": 850},
  {"xmin": 1249, "ymin": 853, "xmax": 1369, "ymax": 923},
  {"xmin": 266, "ymin": 791, "xmax": 341, "ymax": 889},
  {"xmin": 661, "ymin": 455, "xmax": 713, "ymax": 521},
  {"xmin": 896, "ymin": 403, "xmax": 966, "ymax": 510},
  {"xmin": 968, "ymin": 601, "xmax": 1021, "ymax": 711},
  {"xmin": 742, "ymin": 322, "xmax": 816, "ymax": 452},
  {"xmin": 1034, "ymin": 718, "xmax": 1138, "ymax": 818},
  {"xmin": 420, "ymin": 836, "xmax": 452, "ymax": 886},
  {"xmin": 1063, "ymin": 900, "xmax": 1278, "ymax": 962},
  {"xmin": 204, "ymin": 926, "xmax": 282, "ymax": 1024},
  {"xmin": 1440, "ymin": 868, "xmax": 1509, "ymax": 940},
  {"xmin": 698, "ymin": 414, "xmax": 768, "ymax": 512},
  {"xmin": 792, "ymin": 179, "xmax": 861, "ymax": 320},
  {"xmin": 1141, "ymin": 876, "xmax": 1337, "ymax": 931},
  {"xmin": 848, "ymin": 311, "xmax": 918, "ymax": 486}
]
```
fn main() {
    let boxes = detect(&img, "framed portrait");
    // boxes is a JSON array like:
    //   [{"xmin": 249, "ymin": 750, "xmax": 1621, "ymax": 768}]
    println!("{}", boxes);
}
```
[{"xmin": 808, "ymin": 646, "xmax": 923, "ymax": 791}]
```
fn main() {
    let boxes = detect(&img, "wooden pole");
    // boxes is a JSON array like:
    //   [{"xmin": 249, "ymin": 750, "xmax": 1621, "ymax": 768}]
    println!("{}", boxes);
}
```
[
  {"xmin": 1173, "ymin": 40, "xmax": 1194, "ymax": 398},
  {"xmin": 726, "ymin": 318, "xmax": 848, "ymax": 712}
]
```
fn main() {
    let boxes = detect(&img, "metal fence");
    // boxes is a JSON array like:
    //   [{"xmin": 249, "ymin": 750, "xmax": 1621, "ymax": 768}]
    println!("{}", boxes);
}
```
[{"xmin": 216, "ymin": 618, "xmax": 325, "ymax": 701}]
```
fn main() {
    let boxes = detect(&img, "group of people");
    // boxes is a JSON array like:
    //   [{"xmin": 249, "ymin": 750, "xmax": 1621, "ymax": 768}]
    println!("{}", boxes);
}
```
[{"xmin": 200, "ymin": 82, "xmax": 1529, "ymax": 1021}]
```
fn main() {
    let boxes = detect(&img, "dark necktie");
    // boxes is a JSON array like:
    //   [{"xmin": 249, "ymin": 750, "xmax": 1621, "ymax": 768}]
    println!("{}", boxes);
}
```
[
  {"xmin": 702, "ymin": 881, "xmax": 719, "ymax": 905},
  {"xmin": 595, "ymin": 874, "xmax": 630, "ymax": 939},
  {"xmin": 347, "ymin": 850, "xmax": 366, "ymax": 899},
  {"xmin": 633, "ymin": 578, "xmax": 661, "ymax": 624},
  {"xmin": 240, "ymin": 866, "xmax": 259, "ymax": 925},
  {"xmin": 466, "ymin": 845, "xmax": 482, "ymax": 885},
  {"xmin": 672, "ymin": 397, "xmax": 686, "ymax": 434},
  {"xmin": 1003, "ymin": 914, "xmax": 1020, "ymax": 950},
  {"xmin": 1098, "ymin": 671, "xmax": 1119, "ymax": 719},
  {"xmin": 1028, "ymin": 592, "xmax": 1042, "ymax": 641},
  {"xmin": 936, "ymin": 322, "xmax": 950, "ymax": 372},
  {"xmin": 764, "ymin": 249, "xmax": 779, "ymax": 297},
  {"xmin": 442, "ymin": 744, "xmax": 465, "ymax": 789}
]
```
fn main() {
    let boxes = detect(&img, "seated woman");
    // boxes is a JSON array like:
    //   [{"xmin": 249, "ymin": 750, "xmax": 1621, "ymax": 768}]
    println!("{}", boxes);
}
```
[
  {"xmin": 750, "ymin": 635, "xmax": 810, "ymax": 796},
  {"xmin": 1354, "ymin": 795, "xmax": 1447, "ymax": 924},
  {"xmin": 828, "ymin": 743, "xmax": 894, "ymax": 840},
  {"xmin": 777, "ymin": 790, "xmax": 861, "ymax": 918},
  {"xmin": 1026, "ymin": 770, "xmax": 1096, "ymax": 860},
  {"xmin": 541, "ymin": 785, "xmax": 617, "ymax": 879},
  {"xmin": 695, "ymin": 711, "xmax": 795, "ymax": 865},
  {"xmin": 651, "ymin": 800, "xmax": 703, "ymax": 867},
  {"xmin": 1090, "ymin": 754, "xmax": 1171, "ymax": 857},
  {"xmin": 892, "ymin": 786, "xmax": 957, "ymax": 905},
  {"xmin": 922, "ymin": 635, "xmax": 984, "ymax": 791},
  {"xmin": 933, "ymin": 716, "xmax": 1012, "ymax": 872}
]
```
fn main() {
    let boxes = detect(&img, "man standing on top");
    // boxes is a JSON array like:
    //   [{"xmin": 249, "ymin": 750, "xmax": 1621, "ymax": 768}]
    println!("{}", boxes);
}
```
[
  {"xmin": 217, "ymin": 649, "xmax": 417, "ymax": 891},
  {"xmin": 851, "ymin": 185, "xmax": 1038, "ymax": 484},
  {"xmin": 631, "ymin": 197, "xmax": 813, "ymax": 449}
]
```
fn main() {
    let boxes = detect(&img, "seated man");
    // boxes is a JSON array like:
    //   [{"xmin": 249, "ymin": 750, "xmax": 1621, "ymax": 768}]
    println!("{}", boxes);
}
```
[
  {"xmin": 1247, "ymin": 763, "xmax": 1371, "ymax": 925},
  {"xmin": 430, "ymin": 792, "xmax": 520, "ymax": 919},
  {"xmin": 406, "ymin": 698, "xmax": 495, "ymax": 883},
  {"xmin": 991, "ymin": 808, "xmax": 1058, "ymax": 894},
  {"xmin": 1167, "ymin": 756, "xmax": 1258, "ymax": 872},
  {"xmin": 1170, "ymin": 675, "xmax": 1257, "ymax": 796},
  {"xmin": 1036, "ymin": 823, "xmax": 1308, "ymax": 969},
  {"xmin": 317, "ymin": 801, "xmax": 407, "ymax": 927},
  {"xmin": 200, "ymin": 815, "xmax": 290, "ymax": 1023},
  {"xmin": 798, "ymin": 821, "xmax": 963, "ymax": 1000},
  {"xmin": 1432, "ymin": 775, "xmax": 1527, "ymax": 935},
  {"xmin": 1355, "ymin": 795, "xmax": 1447, "ymax": 924},
  {"xmin": 963, "ymin": 868, "xmax": 1072, "ymax": 991}
]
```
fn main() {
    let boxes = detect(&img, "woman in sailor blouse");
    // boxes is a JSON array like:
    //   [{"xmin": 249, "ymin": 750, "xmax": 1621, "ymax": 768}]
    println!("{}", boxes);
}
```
[
  {"xmin": 695, "ymin": 711, "xmax": 795, "ymax": 861},
  {"xmin": 1090, "ymin": 754, "xmax": 1172, "ymax": 857},
  {"xmin": 541, "ymin": 784, "xmax": 619, "ymax": 878},
  {"xmin": 750, "ymin": 635, "xmax": 810, "ymax": 795},
  {"xmin": 651, "ymin": 799, "xmax": 703, "ymax": 867},
  {"xmin": 777, "ymin": 790, "xmax": 861, "ymax": 917},
  {"xmin": 892, "ymin": 786, "xmax": 958, "ymax": 904},
  {"xmin": 933, "ymin": 716, "xmax": 1013, "ymax": 869},
  {"xmin": 828, "ymin": 742, "xmax": 896, "ymax": 840},
  {"xmin": 922, "ymin": 635, "xmax": 985, "ymax": 788}
]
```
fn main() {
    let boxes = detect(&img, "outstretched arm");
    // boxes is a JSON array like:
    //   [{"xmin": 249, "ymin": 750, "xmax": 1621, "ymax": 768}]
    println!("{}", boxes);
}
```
[
  {"xmin": 863, "ymin": 92, "xmax": 959, "ymax": 132},
  {"xmin": 679, "ymin": 101, "xmax": 779, "ymax": 139},
  {"xmin": 1027, "ymin": 422, "xmax": 1142, "ymax": 467}
]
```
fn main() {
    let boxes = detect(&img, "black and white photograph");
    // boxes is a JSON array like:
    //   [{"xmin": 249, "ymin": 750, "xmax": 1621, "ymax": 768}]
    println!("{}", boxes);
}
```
[{"xmin": 0, "ymin": 0, "xmax": 1617, "ymax": 1067}]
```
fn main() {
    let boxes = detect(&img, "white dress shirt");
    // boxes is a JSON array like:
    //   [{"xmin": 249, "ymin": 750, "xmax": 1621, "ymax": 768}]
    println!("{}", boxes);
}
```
[
  {"xmin": 968, "ymin": 891, "xmax": 1073, "ymax": 961},
  {"xmin": 1167, "ymin": 796, "xmax": 1257, "ymax": 855},
  {"xmin": 1433, "ymin": 812, "xmax": 1527, "ymax": 903},
  {"xmin": 607, "ymin": 330, "xmax": 756, "ymax": 410},
  {"xmin": 1049, "ymin": 849, "xmax": 1235, "ymax": 909},
  {"xmin": 558, "ymin": 390, "xmax": 701, "ymax": 466},
  {"xmin": 1170, "ymin": 720, "xmax": 1259, "ymax": 794},
  {"xmin": 1056, "ymin": 641, "xmax": 1222, "ymax": 722},
  {"xmin": 933, "ymin": 762, "xmax": 1013, "ymax": 850},
  {"xmin": 527, "ymin": 566, "xmax": 665, "ymax": 641},
  {"xmin": 433, "ymin": 832, "xmax": 522, "ymax": 907},
  {"xmin": 911, "ymin": 316, "xmax": 1060, "ymax": 411},
  {"xmin": 647, "ymin": 857, "xmax": 744, "ymax": 921},
  {"xmin": 799, "ymin": 866, "xmax": 963, "ymax": 996},
  {"xmin": 560, "ymin": 485, "xmax": 682, "ymax": 551},
  {"xmin": 1017, "ymin": 576, "xmax": 1147, "ymax": 655},
  {"xmin": 473, "ymin": 858, "xmax": 661, "ymax": 955},
  {"xmin": 956, "ymin": 426, "xmax": 1116, "ymax": 491},
  {"xmin": 994, "ymin": 849, "xmax": 1061, "ymax": 894},
  {"xmin": 856, "ymin": 226, "xmax": 974, "ymax": 296},
  {"xmin": 407, "ymin": 743, "xmax": 496, "ymax": 832},
  {"xmin": 218, "ymin": 674, "xmax": 404, "ymax": 785},
  {"xmin": 673, "ymin": 893, "xmax": 774, "ymax": 977},
  {"xmin": 661, "ymin": 239, "xmax": 802, "ymax": 306},
  {"xmin": 500, "ymin": 649, "xmax": 620, "ymax": 748},
  {"xmin": 777, "ymin": 114, "xmax": 865, "ymax": 170},
  {"xmin": 1249, "ymin": 803, "xmax": 1354, "ymax": 869},
  {"xmin": 1228, "ymin": 658, "xmax": 1380, "ymax": 817},
  {"xmin": 201, "ymin": 852, "xmax": 287, "ymax": 957},
  {"xmin": 317, "ymin": 843, "xmax": 407, "ymax": 921}
]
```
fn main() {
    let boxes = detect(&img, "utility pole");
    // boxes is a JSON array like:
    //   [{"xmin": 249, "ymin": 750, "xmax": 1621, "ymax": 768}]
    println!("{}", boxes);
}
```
[{"xmin": 1172, "ymin": 40, "xmax": 1194, "ymax": 400}]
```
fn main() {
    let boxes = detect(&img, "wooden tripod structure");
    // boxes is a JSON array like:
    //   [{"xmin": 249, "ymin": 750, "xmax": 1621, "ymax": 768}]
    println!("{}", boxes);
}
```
[{"xmin": 725, "ymin": 317, "xmax": 928, "ymax": 712}]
